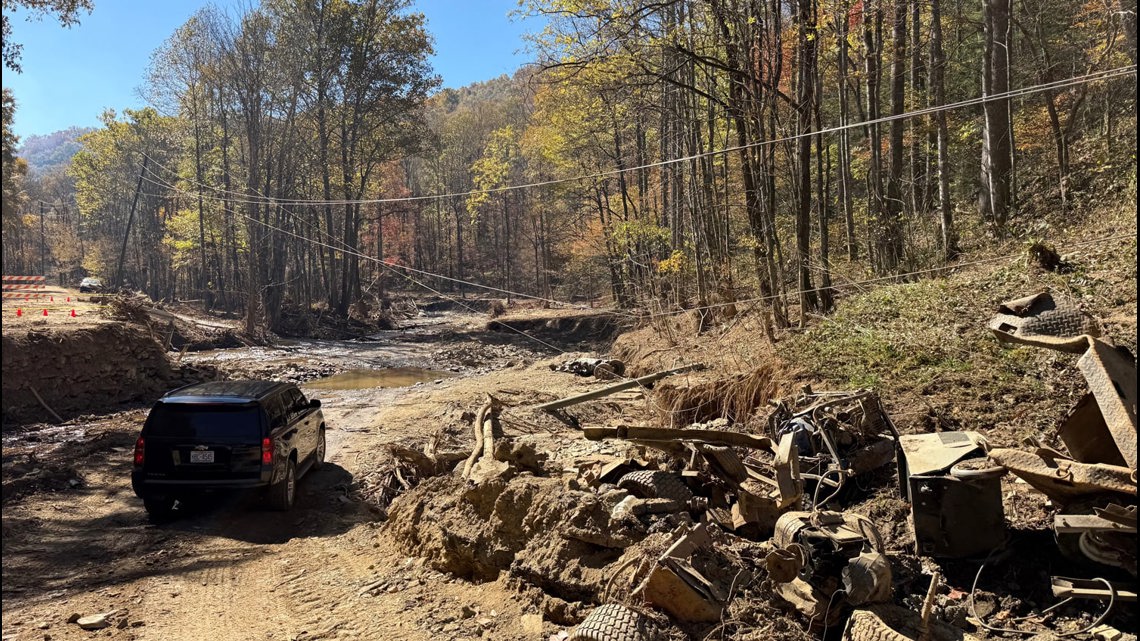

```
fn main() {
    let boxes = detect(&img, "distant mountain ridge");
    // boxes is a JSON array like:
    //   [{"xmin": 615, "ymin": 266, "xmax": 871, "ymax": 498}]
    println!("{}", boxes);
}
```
[{"xmin": 17, "ymin": 126, "xmax": 95, "ymax": 175}]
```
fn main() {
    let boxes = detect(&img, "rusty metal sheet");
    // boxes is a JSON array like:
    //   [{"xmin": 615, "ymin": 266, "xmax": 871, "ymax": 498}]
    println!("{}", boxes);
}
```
[
  {"xmin": 987, "ymin": 291, "xmax": 1099, "ymax": 353},
  {"xmin": 640, "ymin": 563, "xmax": 719, "ymax": 622},
  {"xmin": 1059, "ymin": 393, "xmax": 1128, "ymax": 467},
  {"xmin": 1078, "ymin": 339, "xmax": 1137, "ymax": 472},
  {"xmin": 897, "ymin": 431, "xmax": 986, "ymax": 479},
  {"xmin": 1054, "ymin": 512, "xmax": 1137, "ymax": 534},
  {"xmin": 640, "ymin": 560, "xmax": 723, "ymax": 622},
  {"xmin": 989, "ymin": 448, "xmax": 1136, "ymax": 503}
]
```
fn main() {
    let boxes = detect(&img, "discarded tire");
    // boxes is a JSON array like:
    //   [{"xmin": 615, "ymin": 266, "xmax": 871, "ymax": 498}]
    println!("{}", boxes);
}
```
[
  {"xmin": 949, "ymin": 458, "xmax": 1006, "ymax": 481},
  {"xmin": 844, "ymin": 606, "xmax": 984, "ymax": 641},
  {"xmin": 618, "ymin": 470, "xmax": 693, "ymax": 503},
  {"xmin": 570, "ymin": 603, "xmax": 651, "ymax": 641},
  {"xmin": 844, "ymin": 610, "xmax": 911, "ymax": 641},
  {"xmin": 593, "ymin": 360, "xmax": 625, "ymax": 380}
]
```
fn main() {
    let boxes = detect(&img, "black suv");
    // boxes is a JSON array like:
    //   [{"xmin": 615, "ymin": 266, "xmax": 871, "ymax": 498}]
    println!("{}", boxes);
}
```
[{"xmin": 132, "ymin": 380, "xmax": 326, "ymax": 519}]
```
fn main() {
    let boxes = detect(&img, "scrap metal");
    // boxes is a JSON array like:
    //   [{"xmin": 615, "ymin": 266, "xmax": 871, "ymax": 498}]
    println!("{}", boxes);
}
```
[
  {"xmin": 765, "ymin": 511, "xmax": 891, "ymax": 625},
  {"xmin": 896, "ymin": 431, "xmax": 1007, "ymax": 558},
  {"xmin": 634, "ymin": 523, "xmax": 734, "ymax": 623},
  {"xmin": 767, "ymin": 387, "xmax": 900, "ymax": 502},
  {"xmin": 987, "ymin": 291, "xmax": 1137, "ymax": 573}
]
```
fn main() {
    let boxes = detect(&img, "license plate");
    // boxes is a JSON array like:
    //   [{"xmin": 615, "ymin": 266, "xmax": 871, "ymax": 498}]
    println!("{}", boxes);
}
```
[{"xmin": 189, "ymin": 450, "xmax": 215, "ymax": 464}]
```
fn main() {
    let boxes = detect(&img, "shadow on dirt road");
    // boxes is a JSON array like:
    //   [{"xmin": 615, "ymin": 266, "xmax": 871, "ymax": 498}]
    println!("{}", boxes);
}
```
[
  {"xmin": 2, "ymin": 462, "xmax": 370, "ymax": 602},
  {"xmin": 158, "ymin": 462, "xmax": 371, "ymax": 544}
]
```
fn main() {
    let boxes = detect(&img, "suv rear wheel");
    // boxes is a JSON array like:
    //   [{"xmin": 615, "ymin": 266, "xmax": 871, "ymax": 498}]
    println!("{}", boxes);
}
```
[
  {"xmin": 313, "ymin": 428, "xmax": 326, "ymax": 470},
  {"xmin": 143, "ymin": 496, "xmax": 176, "ymax": 522},
  {"xmin": 267, "ymin": 458, "xmax": 296, "ymax": 511}
]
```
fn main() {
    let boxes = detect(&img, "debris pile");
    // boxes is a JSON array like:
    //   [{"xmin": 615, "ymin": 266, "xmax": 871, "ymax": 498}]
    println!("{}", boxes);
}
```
[
  {"xmin": 383, "ymin": 291, "xmax": 1136, "ymax": 640},
  {"xmin": 550, "ymin": 357, "xmax": 627, "ymax": 380},
  {"xmin": 987, "ymin": 291, "xmax": 1137, "ymax": 577}
]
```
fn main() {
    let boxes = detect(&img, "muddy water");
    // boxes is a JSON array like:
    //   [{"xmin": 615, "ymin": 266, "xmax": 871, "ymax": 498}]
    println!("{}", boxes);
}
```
[{"xmin": 303, "ymin": 367, "xmax": 455, "ymax": 390}]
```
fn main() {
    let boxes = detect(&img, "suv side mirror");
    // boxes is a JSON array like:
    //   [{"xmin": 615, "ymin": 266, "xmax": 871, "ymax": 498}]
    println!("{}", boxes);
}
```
[{"xmin": 309, "ymin": 398, "xmax": 321, "ymax": 409}]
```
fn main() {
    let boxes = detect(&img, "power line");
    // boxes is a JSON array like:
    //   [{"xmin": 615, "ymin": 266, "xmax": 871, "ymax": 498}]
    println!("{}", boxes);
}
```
[
  {"xmin": 144, "ymin": 65, "xmax": 1133, "ymax": 208},
  {"xmin": 137, "ymin": 167, "xmax": 1136, "ymax": 329},
  {"xmin": 138, "ymin": 168, "xmax": 582, "ymax": 353},
  {"xmin": 126, "ymin": 64, "xmax": 1137, "ymax": 329},
  {"xmin": 126, "ymin": 63, "xmax": 1137, "ymax": 312},
  {"xmin": 137, "ymin": 165, "xmax": 593, "ymax": 311}
]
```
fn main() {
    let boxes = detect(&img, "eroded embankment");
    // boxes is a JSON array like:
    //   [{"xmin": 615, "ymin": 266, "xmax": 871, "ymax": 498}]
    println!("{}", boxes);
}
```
[{"xmin": 1, "ymin": 323, "xmax": 214, "ymax": 424}]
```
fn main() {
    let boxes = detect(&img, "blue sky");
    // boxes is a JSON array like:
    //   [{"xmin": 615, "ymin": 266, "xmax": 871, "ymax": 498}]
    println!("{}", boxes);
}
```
[{"xmin": 4, "ymin": 0, "xmax": 541, "ymax": 140}]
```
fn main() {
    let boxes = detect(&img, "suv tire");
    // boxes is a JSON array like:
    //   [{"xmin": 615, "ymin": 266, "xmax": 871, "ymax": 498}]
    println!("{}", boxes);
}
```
[
  {"xmin": 268, "ymin": 458, "xmax": 296, "ymax": 511},
  {"xmin": 313, "ymin": 429, "xmax": 326, "ymax": 470},
  {"xmin": 143, "ymin": 496, "xmax": 176, "ymax": 522}
]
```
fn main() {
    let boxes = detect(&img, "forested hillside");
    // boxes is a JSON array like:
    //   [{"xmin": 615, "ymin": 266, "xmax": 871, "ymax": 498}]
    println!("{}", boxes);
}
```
[
  {"xmin": 1, "ymin": 0, "xmax": 1135, "ymax": 334},
  {"xmin": 18, "ymin": 126, "xmax": 94, "ymax": 175}
]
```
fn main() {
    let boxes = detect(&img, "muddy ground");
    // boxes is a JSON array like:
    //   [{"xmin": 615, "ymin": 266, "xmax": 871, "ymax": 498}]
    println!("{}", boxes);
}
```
[
  {"xmin": 2, "ymin": 265, "xmax": 1136, "ymax": 641},
  {"xmin": 0, "ymin": 303, "xmax": 665, "ymax": 641}
]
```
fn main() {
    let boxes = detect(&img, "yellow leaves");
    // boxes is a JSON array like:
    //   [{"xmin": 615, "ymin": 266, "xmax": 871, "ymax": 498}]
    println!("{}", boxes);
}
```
[
  {"xmin": 656, "ymin": 249, "xmax": 690, "ymax": 275},
  {"xmin": 613, "ymin": 220, "xmax": 669, "ymax": 254},
  {"xmin": 466, "ymin": 126, "xmax": 519, "ymax": 221},
  {"xmin": 162, "ymin": 206, "xmax": 203, "ymax": 268}
]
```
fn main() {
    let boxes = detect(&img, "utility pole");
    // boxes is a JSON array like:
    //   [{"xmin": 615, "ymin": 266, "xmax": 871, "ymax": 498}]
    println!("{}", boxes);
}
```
[
  {"xmin": 115, "ymin": 155, "xmax": 149, "ymax": 291},
  {"xmin": 39, "ymin": 201, "xmax": 46, "ymax": 276}
]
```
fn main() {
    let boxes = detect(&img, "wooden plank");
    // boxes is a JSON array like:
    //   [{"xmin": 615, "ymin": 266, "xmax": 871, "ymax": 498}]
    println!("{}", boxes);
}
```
[
  {"xmin": 534, "ymin": 363, "xmax": 705, "ymax": 412},
  {"xmin": 582, "ymin": 425, "xmax": 775, "ymax": 452}
]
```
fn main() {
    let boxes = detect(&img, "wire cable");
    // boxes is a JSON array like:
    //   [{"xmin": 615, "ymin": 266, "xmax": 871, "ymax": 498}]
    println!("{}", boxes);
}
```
[{"xmin": 138, "ymin": 65, "xmax": 1135, "ymax": 207}]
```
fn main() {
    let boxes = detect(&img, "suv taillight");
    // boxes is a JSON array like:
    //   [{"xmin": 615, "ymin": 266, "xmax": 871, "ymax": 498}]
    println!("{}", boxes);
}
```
[
  {"xmin": 134, "ymin": 437, "xmax": 145, "ymax": 466},
  {"xmin": 262, "ymin": 437, "xmax": 273, "ymax": 465}
]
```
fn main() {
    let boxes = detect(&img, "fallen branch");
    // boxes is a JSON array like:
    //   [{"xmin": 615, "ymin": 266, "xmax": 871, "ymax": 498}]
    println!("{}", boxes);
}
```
[
  {"xmin": 29, "ymin": 385, "xmax": 63, "ymax": 424},
  {"xmin": 461, "ymin": 394, "xmax": 503, "ymax": 480}
]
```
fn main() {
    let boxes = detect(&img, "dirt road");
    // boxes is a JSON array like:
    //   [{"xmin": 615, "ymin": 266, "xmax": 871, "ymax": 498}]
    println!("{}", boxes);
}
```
[{"xmin": 2, "ymin": 311, "xmax": 638, "ymax": 641}]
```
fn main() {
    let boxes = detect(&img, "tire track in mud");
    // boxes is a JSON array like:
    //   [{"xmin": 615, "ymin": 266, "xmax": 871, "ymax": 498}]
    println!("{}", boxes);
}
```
[{"xmin": 136, "ymin": 543, "xmax": 290, "ymax": 640}]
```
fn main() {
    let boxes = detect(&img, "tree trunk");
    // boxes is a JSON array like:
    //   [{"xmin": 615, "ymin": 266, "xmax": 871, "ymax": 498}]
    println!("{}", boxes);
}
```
[
  {"xmin": 930, "ymin": 0, "xmax": 958, "ymax": 258},
  {"xmin": 837, "ymin": 0, "xmax": 858, "ymax": 260},
  {"xmin": 1123, "ymin": 0, "xmax": 1138, "ymax": 64},
  {"xmin": 882, "ymin": 0, "xmax": 907, "ymax": 272},
  {"xmin": 795, "ymin": 0, "xmax": 819, "ymax": 324},
  {"xmin": 864, "ymin": 0, "xmax": 885, "ymax": 268},
  {"xmin": 980, "ymin": 0, "xmax": 1013, "ymax": 234}
]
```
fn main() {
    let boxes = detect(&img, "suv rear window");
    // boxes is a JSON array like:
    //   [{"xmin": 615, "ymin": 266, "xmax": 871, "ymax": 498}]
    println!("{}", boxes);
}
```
[{"xmin": 146, "ymin": 404, "xmax": 263, "ymax": 439}]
